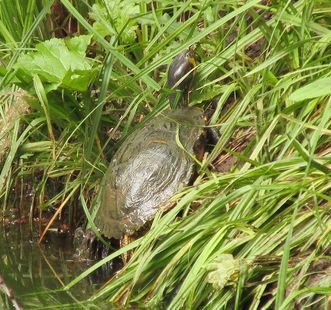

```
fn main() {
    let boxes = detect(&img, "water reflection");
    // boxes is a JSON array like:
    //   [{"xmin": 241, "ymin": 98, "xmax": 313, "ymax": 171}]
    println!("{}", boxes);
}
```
[{"xmin": 0, "ymin": 216, "xmax": 108, "ymax": 309}]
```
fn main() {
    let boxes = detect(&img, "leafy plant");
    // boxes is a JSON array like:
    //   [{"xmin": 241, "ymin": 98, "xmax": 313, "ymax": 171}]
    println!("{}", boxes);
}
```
[
  {"xmin": 89, "ymin": 0, "xmax": 141, "ymax": 44},
  {"xmin": 14, "ymin": 35, "xmax": 97, "ymax": 92}
]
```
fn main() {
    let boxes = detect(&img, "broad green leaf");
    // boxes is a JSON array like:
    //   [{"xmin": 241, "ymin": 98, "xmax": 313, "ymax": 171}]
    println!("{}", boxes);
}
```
[
  {"xmin": 62, "ymin": 69, "xmax": 97, "ymax": 92},
  {"xmin": 289, "ymin": 77, "xmax": 331, "ymax": 102},
  {"xmin": 14, "ymin": 35, "xmax": 97, "ymax": 92}
]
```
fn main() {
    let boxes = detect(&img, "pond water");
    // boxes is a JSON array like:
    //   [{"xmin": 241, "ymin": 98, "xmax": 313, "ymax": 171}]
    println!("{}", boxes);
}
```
[{"xmin": 0, "ymin": 210, "xmax": 112, "ymax": 309}]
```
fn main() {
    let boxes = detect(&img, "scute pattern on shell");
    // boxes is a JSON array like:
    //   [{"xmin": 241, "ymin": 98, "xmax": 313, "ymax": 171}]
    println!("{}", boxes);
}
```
[{"xmin": 95, "ymin": 107, "xmax": 204, "ymax": 239}]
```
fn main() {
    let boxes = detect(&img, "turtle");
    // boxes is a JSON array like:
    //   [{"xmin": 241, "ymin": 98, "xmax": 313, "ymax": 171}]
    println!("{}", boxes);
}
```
[
  {"xmin": 74, "ymin": 49, "xmax": 212, "ymax": 262},
  {"xmin": 94, "ymin": 49, "xmax": 205, "ymax": 243}
]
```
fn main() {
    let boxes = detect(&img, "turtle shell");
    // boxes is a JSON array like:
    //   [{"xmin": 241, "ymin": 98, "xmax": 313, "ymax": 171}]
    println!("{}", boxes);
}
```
[{"xmin": 95, "ymin": 107, "xmax": 205, "ymax": 239}]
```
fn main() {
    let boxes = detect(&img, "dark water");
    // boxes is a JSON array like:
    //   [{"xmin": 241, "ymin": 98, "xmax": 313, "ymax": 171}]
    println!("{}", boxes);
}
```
[{"xmin": 0, "ymin": 213, "xmax": 109, "ymax": 310}]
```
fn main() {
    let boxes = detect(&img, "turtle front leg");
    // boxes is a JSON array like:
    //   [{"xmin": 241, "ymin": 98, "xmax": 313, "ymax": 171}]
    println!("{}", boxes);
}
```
[
  {"xmin": 73, "ymin": 228, "xmax": 99, "ymax": 261},
  {"xmin": 206, "ymin": 127, "xmax": 220, "ymax": 146}
]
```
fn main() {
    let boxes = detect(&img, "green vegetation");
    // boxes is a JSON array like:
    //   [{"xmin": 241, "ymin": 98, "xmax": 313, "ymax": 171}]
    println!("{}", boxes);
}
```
[{"xmin": 0, "ymin": 0, "xmax": 330, "ymax": 309}]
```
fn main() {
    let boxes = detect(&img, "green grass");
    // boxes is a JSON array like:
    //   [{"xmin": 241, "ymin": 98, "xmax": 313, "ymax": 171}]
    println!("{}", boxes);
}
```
[{"xmin": 0, "ymin": 0, "xmax": 330, "ymax": 309}]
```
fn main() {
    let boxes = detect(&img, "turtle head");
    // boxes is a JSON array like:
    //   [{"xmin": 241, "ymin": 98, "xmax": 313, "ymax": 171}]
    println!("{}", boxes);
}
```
[{"xmin": 167, "ymin": 49, "xmax": 196, "ymax": 108}]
